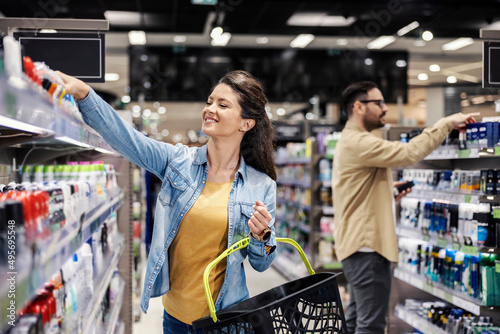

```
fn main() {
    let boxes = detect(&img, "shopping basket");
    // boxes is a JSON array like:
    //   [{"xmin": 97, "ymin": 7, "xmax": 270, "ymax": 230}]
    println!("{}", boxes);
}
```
[{"xmin": 192, "ymin": 237, "xmax": 348, "ymax": 334}]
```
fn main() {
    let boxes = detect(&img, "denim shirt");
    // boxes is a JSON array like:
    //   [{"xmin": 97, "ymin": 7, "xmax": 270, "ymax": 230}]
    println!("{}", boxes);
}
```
[{"xmin": 77, "ymin": 88, "xmax": 277, "ymax": 314}]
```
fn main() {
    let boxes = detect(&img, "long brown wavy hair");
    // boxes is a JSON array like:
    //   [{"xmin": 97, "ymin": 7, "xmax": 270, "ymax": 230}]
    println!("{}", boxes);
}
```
[{"xmin": 217, "ymin": 70, "xmax": 277, "ymax": 181}]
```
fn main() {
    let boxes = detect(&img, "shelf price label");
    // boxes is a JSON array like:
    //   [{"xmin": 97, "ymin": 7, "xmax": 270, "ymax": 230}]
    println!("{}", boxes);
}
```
[
  {"xmin": 495, "ymin": 146, "xmax": 500, "ymax": 156},
  {"xmin": 462, "ymin": 245, "xmax": 479, "ymax": 257},
  {"xmin": 452, "ymin": 242, "xmax": 460, "ymax": 251},
  {"xmin": 464, "ymin": 195, "xmax": 471, "ymax": 203},
  {"xmin": 493, "ymin": 207, "xmax": 500, "ymax": 219},
  {"xmin": 458, "ymin": 149, "xmax": 470, "ymax": 158},
  {"xmin": 496, "ymin": 262, "xmax": 500, "ymax": 274},
  {"xmin": 437, "ymin": 238, "xmax": 448, "ymax": 248}
]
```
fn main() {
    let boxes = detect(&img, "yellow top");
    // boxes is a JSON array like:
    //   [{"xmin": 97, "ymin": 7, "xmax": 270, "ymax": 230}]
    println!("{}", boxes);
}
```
[
  {"xmin": 332, "ymin": 118, "xmax": 453, "ymax": 263},
  {"xmin": 162, "ymin": 179, "xmax": 232, "ymax": 324}
]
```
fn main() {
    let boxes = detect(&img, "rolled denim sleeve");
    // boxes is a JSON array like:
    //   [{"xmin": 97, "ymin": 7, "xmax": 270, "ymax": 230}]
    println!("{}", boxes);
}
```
[
  {"xmin": 77, "ymin": 88, "xmax": 175, "ymax": 178},
  {"xmin": 247, "ymin": 179, "xmax": 277, "ymax": 272}
]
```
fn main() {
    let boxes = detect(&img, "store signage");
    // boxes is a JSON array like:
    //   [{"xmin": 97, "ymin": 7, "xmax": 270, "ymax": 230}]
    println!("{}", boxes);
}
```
[
  {"xmin": 14, "ymin": 32, "xmax": 105, "ymax": 83},
  {"xmin": 273, "ymin": 122, "xmax": 305, "ymax": 142},
  {"xmin": 483, "ymin": 41, "xmax": 500, "ymax": 88}
]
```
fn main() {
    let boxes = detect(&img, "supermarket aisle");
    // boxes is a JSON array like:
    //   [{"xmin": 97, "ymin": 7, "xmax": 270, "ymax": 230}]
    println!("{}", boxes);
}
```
[{"xmin": 132, "ymin": 258, "xmax": 289, "ymax": 333}]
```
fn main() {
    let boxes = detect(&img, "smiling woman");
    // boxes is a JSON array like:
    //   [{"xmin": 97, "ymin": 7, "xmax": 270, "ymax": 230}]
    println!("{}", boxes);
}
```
[{"xmin": 56, "ymin": 69, "xmax": 278, "ymax": 334}]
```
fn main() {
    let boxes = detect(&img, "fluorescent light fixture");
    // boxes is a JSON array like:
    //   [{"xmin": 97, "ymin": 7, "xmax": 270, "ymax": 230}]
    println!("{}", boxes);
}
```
[
  {"xmin": 290, "ymin": 34, "xmax": 315, "ymax": 48},
  {"xmin": 121, "ymin": 95, "xmax": 131, "ymax": 103},
  {"xmin": 210, "ymin": 27, "xmax": 223, "ymax": 39},
  {"xmin": 0, "ymin": 115, "xmax": 53, "ymax": 136},
  {"xmin": 367, "ymin": 36, "xmax": 396, "ymax": 49},
  {"xmin": 397, "ymin": 21, "xmax": 419, "ymax": 36},
  {"xmin": 105, "ymin": 73, "xmax": 120, "ymax": 81},
  {"xmin": 128, "ymin": 30, "xmax": 146, "ymax": 45},
  {"xmin": 417, "ymin": 73, "xmax": 429, "ymax": 81},
  {"xmin": 55, "ymin": 136, "xmax": 92, "ymax": 148},
  {"xmin": 256, "ymin": 37, "xmax": 269, "ymax": 44},
  {"xmin": 422, "ymin": 31, "xmax": 433, "ymax": 41},
  {"xmin": 105, "ymin": 11, "xmax": 141, "ymax": 26},
  {"xmin": 441, "ymin": 37, "xmax": 474, "ymax": 51},
  {"xmin": 447, "ymin": 76, "xmax": 457, "ymax": 83},
  {"xmin": 396, "ymin": 60, "xmax": 407, "ymax": 67},
  {"xmin": 429, "ymin": 64, "xmax": 441, "ymax": 72},
  {"xmin": 336, "ymin": 39, "xmax": 348, "ymax": 46},
  {"xmin": 173, "ymin": 35, "xmax": 187, "ymax": 43},
  {"xmin": 211, "ymin": 32, "xmax": 231, "ymax": 46},
  {"xmin": 287, "ymin": 13, "xmax": 355, "ymax": 27},
  {"xmin": 40, "ymin": 29, "xmax": 57, "ymax": 33}
]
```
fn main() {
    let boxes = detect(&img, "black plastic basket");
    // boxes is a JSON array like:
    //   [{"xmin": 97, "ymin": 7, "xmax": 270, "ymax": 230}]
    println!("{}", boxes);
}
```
[{"xmin": 192, "ymin": 237, "xmax": 348, "ymax": 334}]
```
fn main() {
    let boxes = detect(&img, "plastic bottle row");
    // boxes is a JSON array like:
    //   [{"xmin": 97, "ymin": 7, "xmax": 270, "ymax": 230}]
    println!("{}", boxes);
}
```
[
  {"xmin": 4, "ymin": 213, "xmax": 121, "ymax": 334},
  {"xmin": 398, "ymin": 237, "xmax": 500, "ymax": 306},
  {"xmin": 400, "ymin": 168, "xmax": 500, "ymax": 195},
  {"xmin": 400, "ymin": 198, "xmax": 500, "ymax": 248},
  {"xmin": 399, "ymin": 118, "xmax": 500, "ymax": 150},
  {"xmin": 397, "ymin": 298, "xmax": 499, "ymax": 334}
]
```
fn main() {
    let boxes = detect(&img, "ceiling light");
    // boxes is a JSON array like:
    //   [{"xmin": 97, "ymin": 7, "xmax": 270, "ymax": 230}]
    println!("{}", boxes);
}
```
[
  {"xmin": 441, "ymin": 37, "xmax": 474, "ymax": 51},
  {"xmin": 121, "ymin": 95, "xmax": 131, "ymax": 103},
  {"xmin": 105, "ymin": 11, "xmax": 141, "ymax": 26},
  {"xmin": 429, "ymin": 64, "xmax": 441, "ymax": 72},
  {"xmin": 422, "ymin": 31, "xmax": 433, "ymax": 41},
  {"xmin": 287, "ymin": 13, "xmax": 355, "ymax": 27},
  {"xmin": 396, "ymin": 60, "xmax": 407, "ymax": 67},
  {"xmin": 447, "ymin": 76, "xmax": 458, "ymax": 83},
  {"xmin": 173, "ymin": 35, "xmax": 187, "ymax": 43},
  {"xmin": 210, "ymin": 26, "xmax": 223, "ymax": 39},
  {"xmin": 211, "ymin": 32, "xmax": 231, "ymax": 46},
  {"xmin": 161, "ymin": 129, "xmax": 170, "ymax": 137},
  {"xmin": 105, "ymin": 73, "xmax": 120, "ymax": 81},
  {"xmin": 290, "ymin": 34, "xmax": 315, "ymax": 48},
  {"xmin": 158, "ymin": 107, "xmax": 167, "ymax": 114},
  {"xmin": 417, "ymin": 73, "xmax": 429, "ymax": 81},
  {"xmin": 40, "ymin": 29, "xmax": 57, "ymax": 33},
  {"xmin": 132, "ymin": 110, "xmax": 141, "ymax": 118},
  {"xmin": 142, "ymin": 109, "xmax": 152, "ymax": 117},
  {"xmin": 336, "ymin": 39, "xmax": 348, "ymax": 46},
  {"xmin": 128, "ymin": 30, "xmax": 146, "ymax": 45},
  {"xmin": 256, "ymin": 37, "xmax": 269, "ymax": 45},
  {"xmin": 276, "ymin": 108, "xmax": 286, "ymax": 116},
  {"xmin": 397, "ymin": 21, "xmax": 419, "ymax": 36},
  {"xmin": 132, "ymin": 105, "xmax": 141, "ymax": 113},
  {"xmin": 153, "ymin": 101, "xmax": 161, "ymax": 109},
  {"xmin": 364, "ymin": 58, "xmax": 373, "ymax": 66},
  {"xmin": 367, "ymin": 36, "xmax": 396, "ymax": 49}
]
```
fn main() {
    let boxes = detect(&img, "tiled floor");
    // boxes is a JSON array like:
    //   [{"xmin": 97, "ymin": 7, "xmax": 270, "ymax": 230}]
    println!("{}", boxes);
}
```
[{"xmin": 132, "ymin": 259, "xmax": 289, "ymax": 334}]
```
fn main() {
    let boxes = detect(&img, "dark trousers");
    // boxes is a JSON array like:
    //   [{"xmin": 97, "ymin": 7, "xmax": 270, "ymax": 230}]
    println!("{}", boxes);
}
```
[{"xmin": 341, "ymin": 252, "xmax": 392, "ymax": 334}]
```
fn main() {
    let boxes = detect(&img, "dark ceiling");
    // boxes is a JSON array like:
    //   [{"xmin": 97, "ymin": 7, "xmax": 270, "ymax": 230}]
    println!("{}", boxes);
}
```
[{"xmin": 2, "ymin": 0, "xmax": 500, "ymax": 38}]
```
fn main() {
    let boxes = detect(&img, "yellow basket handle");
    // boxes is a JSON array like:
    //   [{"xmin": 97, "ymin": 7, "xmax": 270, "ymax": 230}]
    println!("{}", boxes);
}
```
[{"xmin": 203, "ymin": 237, "xmax": 315, "ymax": 323}]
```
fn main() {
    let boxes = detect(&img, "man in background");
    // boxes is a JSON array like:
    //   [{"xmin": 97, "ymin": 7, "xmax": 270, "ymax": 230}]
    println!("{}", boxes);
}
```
[{"xmin": 332, "ymin": 81, "xmax": 478, "ymax": 334}]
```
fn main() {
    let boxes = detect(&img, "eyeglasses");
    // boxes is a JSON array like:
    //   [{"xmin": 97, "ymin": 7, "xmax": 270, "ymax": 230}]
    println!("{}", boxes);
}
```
[{"xmin": 360, "ymin": 100, "xmax": 385, "ymax": 107}]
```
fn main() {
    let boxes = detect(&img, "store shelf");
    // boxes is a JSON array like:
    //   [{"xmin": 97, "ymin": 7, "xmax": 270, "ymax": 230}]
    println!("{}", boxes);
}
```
[
  {"xmin": 0, "ymin": 75, "xmax": 114, "ymax": 152},
  {"xmin": 0, "ymin": 191, "xmax": 124, "ymax": 326},
  {"xmin": 394, "ymin": 304, "xmax": 448, "ymax": 334},
  {"xmin": 425, "ymin": 147, "xmax": 500, "ymax": 160},
  {"xmin": 105, "ymin": 278, "xmax": 125, "ymax": 334},
  {"xmin": 276, "ymin": 197, "xmax": 310, "ymax": 211},
  {"xmin": 82, "ymin": 235, "xmax": 125, "ymax": 334},
  {"xmin": 393, "ymin": 267, "xmax": 495, "ymax": 315},
  {"xmin": 407, "ymin": 189, "xmax": 482, "ymax": 204},
  {"xmin": 275, "ymin": 157, "xmax": 311, "ymax": 165},
  {"xmin": 395, "ymin": 225, "xmax": 500, "ymax": 256},
  {"xmin": 272, "ymin": 252, "xmax": 310, "ymax": 281},
  {"xmin": 276, "ymin": 178, "xmax": 311, "ymax": 188}
]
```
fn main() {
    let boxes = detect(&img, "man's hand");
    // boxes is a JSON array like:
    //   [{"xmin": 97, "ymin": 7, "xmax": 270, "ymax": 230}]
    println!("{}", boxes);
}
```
[
  {"xmin": 248, "ymin": 200, "xmax": 272, "ymax": 236},
  {"xmin": 55, "ymin": 71, "xmax": 90, "ymax": 100},
  {"xmin": 393, "ymin": 181, "xmax": 411, "ymax": 201},
  {"xmin": 445, "ymin": 112, "xmax": 480, "ymax": 130}
]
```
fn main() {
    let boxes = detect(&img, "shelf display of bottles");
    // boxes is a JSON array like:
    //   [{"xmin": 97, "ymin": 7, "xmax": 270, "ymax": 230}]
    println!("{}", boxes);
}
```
[{"xmin": 395, "ymin": 299, "xmax": 499, "ymax": 334}]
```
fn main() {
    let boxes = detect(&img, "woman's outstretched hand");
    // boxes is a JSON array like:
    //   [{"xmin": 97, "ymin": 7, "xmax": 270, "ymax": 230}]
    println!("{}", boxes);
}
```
[{"xmin": 55, "ymin": 71, "xmax": 90, "ymax": 100}]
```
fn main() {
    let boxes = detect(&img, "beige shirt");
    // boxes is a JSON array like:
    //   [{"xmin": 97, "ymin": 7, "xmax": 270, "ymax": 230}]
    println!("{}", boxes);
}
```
[{"xmin": 332, "ymin": 118, "xmax": 453, "ymax": 263}]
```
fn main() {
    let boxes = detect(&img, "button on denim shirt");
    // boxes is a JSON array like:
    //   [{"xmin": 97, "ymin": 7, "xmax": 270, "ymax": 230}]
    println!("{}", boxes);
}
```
[{"xmin": 77, "ymin": 88, "xmax": 277, "ymax": 314}]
